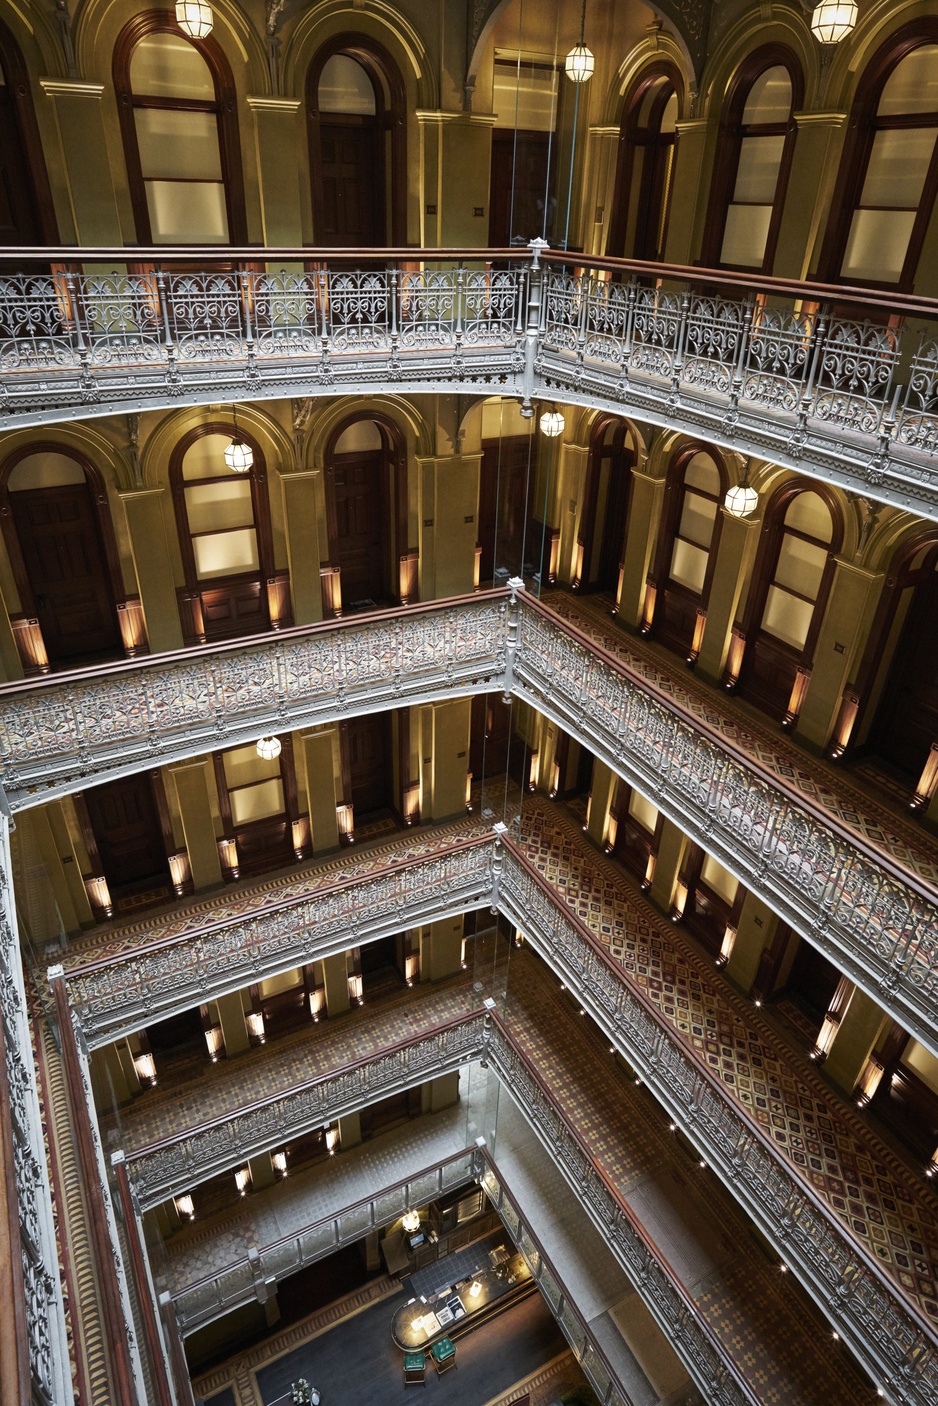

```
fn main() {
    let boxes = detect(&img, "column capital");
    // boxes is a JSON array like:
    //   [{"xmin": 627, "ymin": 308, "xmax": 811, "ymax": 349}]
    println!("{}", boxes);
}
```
[
  {"xmin": 793, "ymin": 110, "xmax": 846, "ymax": 129},
  {"xmin": 39, "ymin": 78, "xmax": 105, "ymax": 100},
  {"xmin": 246, "ymin": 95, "xmax": 302, "ymax": 113}
]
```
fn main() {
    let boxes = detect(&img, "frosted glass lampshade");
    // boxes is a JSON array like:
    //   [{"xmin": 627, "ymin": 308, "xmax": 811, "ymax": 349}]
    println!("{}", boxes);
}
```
[
  {"xmin": 565, "ymin": 43, "xmax": 595, "ymax": 83},
  {"xmin": 540, "ymin": 409, "xmax": 565, "ymax": 437},
  {"xmin": 175, "ymin": 1, "xmax": 213, "ymax": 39},
  {"xmin": 402, "ymin": 1210, "xmax": 420, "ymax": 1232},
  {"xmin": 225, "ymin": 438, "xmax": 253, "ymax": 472},
  {"xmin": 724, "ymin": 483, "xmax": 759, "ymax": 518},
  {"xmin": 256, "ymin": 735, "xmax": 282, "ymax": 761},
  {"xmin": 810, "ymin": 2, "xmax": 858, "ymax": 44}
]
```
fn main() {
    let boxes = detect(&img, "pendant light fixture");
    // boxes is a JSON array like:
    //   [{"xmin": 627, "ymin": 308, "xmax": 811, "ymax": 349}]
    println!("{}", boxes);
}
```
[
  {"xmin": 724, "ymin": 462, "xmax": 759, "ymax": 518},
  {"xmin": 539, "ymin": 405, "xmax": 565, "ymax": 438},
  {"xmin": 175, "ymin": 1, "xmax": 213, "ymax": 39},
  {"xmin": 256, "ymin": 735, "xmax": 282, "ymax": 761},
  {"xmin": 225, "ymin": 405, "xmax": 253, "ymax": 473},
  {"xmin": 565, "ymin": 0, "xmax": 595, "ymax": 83},
  {"xmin": 810, "ymin": 2, "xmax": 858, "ymax": 44}
]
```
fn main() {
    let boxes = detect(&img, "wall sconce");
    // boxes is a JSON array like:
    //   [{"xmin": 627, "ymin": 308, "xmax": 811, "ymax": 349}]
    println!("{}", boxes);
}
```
[
  {"xmin": 246, "ymin": 1011, "xmax": 266, "ymax": 1044},
  {"xmin": 336, "ymin": 803, "xmax": 355, "ymax": 844},
  {"xmin": 234, "ymin": 1166, "xmax": 252, "ymax": 1197},
  {"xmin": 403, "ymin": 783, "xmax": 421, "ymax": 827},
  {"xmin": 292, "ymin": 817, "xmax": 311, "ymax": 861},
  {"xmin": 549, "ymin": 760, "xmax": 561, "ymax": 800},
  {"xmin": 174, "ymin": 1194, "xmax": 195, "ymax": 1221},
  {"xmin": 810, "ymin": 1011, "xmax": 841, "ymax": 1062},
  {"xmin": 85, "ymin": 875, "xmax": 113, "ymax": 919},
  {"xmin": 271, "ymin": 1150, "xmax": 288, "ymax": 1179},
  {"xmin": 133, "ymin": 1052, "xmax": 157, "ymax": 1087},
  {"xmin": 460, "ymin": 938, "xmax": 467, "ymax": 969},
  {"xmin": 527, "ymin": 750, "xmax": 539, "ymax": 793},
  {"xmin": 167, "ymin": 851, "xmax": 191, "ymax": 896},
  {"xmin": 642, "ymin": 852, "xmax": 656, "ymax": 891},
  {"xmin": 911, "ymin": 743, "xmax": 938, "ymax": 812},
  {"xmin": 465, "ymin": 770, "xmax": 473, "ymax": 813},
  {"xmin": 670, "ymin": 879, "xmax": 688, "ymax": 923},
  {"xmin": 219, "ymin": 837, "xmax": 240, "ymax": 880},
  {"xmin": 717, "ymin": 925, "xmax": 737, "ymax": 967},
  {"xmin": 402, "ymin": 1210, "xmax": 420, "ymax": 1233},
  {"xmin": 926, "ymin": 1145, "xmax": 938, "ymax": 1179},
  {"xmin": 640, "ymin": 581, "xmax": 657, "ymax": 636},
  {"xmin": 348, "ymin": 974, "xmax": 364, "ymax": 1004},
  {"xmin": 855, "ymin": 1055, "xmax": 884, "ymax": 1108},
  {"xmin": 603, "ymin": 811, "xmax": 619, "ymax": 855},
  {"xmin": 308, "ymin": 988, "xmax": 325, "ymax": 1022},
  {"xmin": 405, "ymin": 954, "xmax": 419, "ymax": 987},
  {"xmin": 325, "ymin": 1125, "xmax": 339, "ymax": 1155},
  {"xmin": 204, "ymin": 1026, "xmax": 223, "ymax": 1062}
]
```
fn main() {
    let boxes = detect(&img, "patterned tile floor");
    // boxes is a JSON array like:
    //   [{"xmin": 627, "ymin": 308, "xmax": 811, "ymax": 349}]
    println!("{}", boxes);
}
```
[
  {"xmin": 515, "ymin": 796, "xmax": 938, "ymax": 1326},
  {"xmin": 503, "ymin": 949, "xmax": 878, "ymax": 1406},
  {"xmin": 543, "ymin": 591, "xmax": 938, "ymax": 890}
]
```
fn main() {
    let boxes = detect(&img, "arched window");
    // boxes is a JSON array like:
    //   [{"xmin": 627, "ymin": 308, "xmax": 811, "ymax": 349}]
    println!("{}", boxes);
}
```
[
  {"xmin": 821, "ymin": 27, "xmax": 938, "ymax": 289},
  {"xmin": 0, "ymin": 19, "xmax": 57, "ymax": 244},
  {"xmin": 737, "ymin": 485, "xmax": 842, "ymax": 722},
  {"xmin": 170, "ymin": 424, "xmax": 276, "ymax": 644},
  {"xmin": 214, "ymin": 734, "xmax": 301, "ymax": 878},
  {"xmin": 0, "ymin": 445, "xmax": 126, "ymax": 670},
  {"xmin": 114, "ymin": 15, "xmax": 246, "ymax": 243},
  {"xmin": 608, "ymin": 65, "xmax": 681, "ymax": 261},
  {"xmin": 307, "ymin": 35, "xmax": 407, "ymax": 246},
  {"xmin": 704, "ymin": 50, "xmax": 801, "ymax": 272},
  {"xmin": 649, "ymin": 447, "xmax": 725, "ymax": 662}
]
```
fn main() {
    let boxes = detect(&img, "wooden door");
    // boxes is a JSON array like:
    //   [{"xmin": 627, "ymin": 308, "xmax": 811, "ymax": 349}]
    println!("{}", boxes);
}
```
[
  {"xmin": 596, "ymin": 457, "xmax": 631, "ymax": 592},
  {"xmin": 470, "ymin": 693, "xmax": 512, "ymax": 780},
  {"xmin": 0, "ymin": 75, "xmax": 41, "ymax": 244},
  {"xmin": 329, "ymin": 452, "xmax": 387, "ymax": 608},
  {"xmin": 870, "ymin": 572, "xmax": 938, "ymax": 778},
  {"xmin": 740, "ymin": 633, "xmax": 799, "ymax": 723},
  {"xmin": 478, "ymin": 436, "xmax": 531, "ymax": 582},
  {"xmin": 319, "ymin": 120, "xmax": 382, "ymax": 246},
  {"xmin": 84, "ymin": 774, "xmax": 168, "ymax": 891},
  {"xmin": 489, "ymin": 129, "xmax": 555, "ymax": 246},
  {"xmin": 348, "ymin": 714, "xmax": 392, "ymax": 818},
  {"xmin": 10, "ymin": 483, "xmax": 120, "ymax": 662}
]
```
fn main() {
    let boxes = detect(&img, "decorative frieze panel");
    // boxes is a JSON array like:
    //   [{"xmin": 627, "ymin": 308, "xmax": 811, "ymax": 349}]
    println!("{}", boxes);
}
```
[
  {"xmin": 496, "ymin": 847, "xmax": 938, "ymax": 1406},
  {"xmin": 125, "ymin": 1013, "xmax": 485, "ymax": 1210},
  {"xmin": 64, "ymin": 834, "xmax": 495, "ymax": 1046},
  {"xmin": 1, "ymin": 252, "xmax": 938, "ymax": 517}
]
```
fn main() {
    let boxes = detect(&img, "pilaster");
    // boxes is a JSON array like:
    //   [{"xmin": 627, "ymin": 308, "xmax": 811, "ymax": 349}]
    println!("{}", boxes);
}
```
[
  {"xmin": 38, "ymin": 80, "xmax": 123, "ymax": 245},
  {"xmin": 617, "ymin": 468, "xmax": 665, "ymax": 627},
  {"xmin": 120, "ymin": 490, "xmax": 184, "ymax": 655},
  {"xmin": 825, "ymin": 988, "xmax": 889, "ymax": 1098},
  {"xmin": 797, "ymin": 560, "xmax": 884, "ymax": 751},
  {"xmin": 696, "ymin": 507, "xmax": 761, "ymax": 685},
  {"xmin": 246, "ymin": 97, "xmax": 305, "ymax": 246},
  {"xmin": 169, "ymin": 760, "xmax": 222, "ymax": 891}
]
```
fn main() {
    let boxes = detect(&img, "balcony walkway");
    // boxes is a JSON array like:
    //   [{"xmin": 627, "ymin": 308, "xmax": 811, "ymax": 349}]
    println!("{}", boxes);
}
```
[
  {"xmin": 516, "ymin": 796, "xmax": 938, "ymax": 1328},
  {"xmin": 504, "ymin": 948, "xmax": 875, "ymax": 1406}
]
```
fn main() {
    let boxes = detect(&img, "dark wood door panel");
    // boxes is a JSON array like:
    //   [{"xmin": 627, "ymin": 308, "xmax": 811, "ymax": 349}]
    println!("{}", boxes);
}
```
[
  {"xmin": 84, "ymin": 773, "xmax": 167, "ymax": 889},
  {"xmin": 0, "ymin": 83, "xmax": 41, "ymax": 244},
  {"xmin": 330, "ymin": 451, "xmax": 387, "ymax": 605},
  {"xmin": 319, "ymin": 120, "xmax": 381, "ymax": 246},
  {"xmin": 348, "ymin": 713, "xmax": 392, "ymax": 817},
  {"xmin": 871, "ymin": 574, "xmax": 938, "ymax": 777}
]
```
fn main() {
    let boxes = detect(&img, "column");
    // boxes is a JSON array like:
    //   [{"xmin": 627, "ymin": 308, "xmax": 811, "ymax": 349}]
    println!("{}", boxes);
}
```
[
  {"xmin": 421, "ymin": 1072, "xmax": 460, "ymax": 1113},
  {"xmin": 421, "ymin": 113, "xmax": 493, "ymax": 248},
  {"xmin": 169, "ymin": 760, "xmax": 222, "ymax": 891},
  {"xmin": 648, "ymin": 818, "xmax": 688, "ymax": 912},
  {"xmin": 418, "ymin": 917, "xmax": 464, "ymax": 982},
  {"xmin": 39, "ymin": 80, "xmax": 123, "ymax": 244},
  {"xmin": 417, "ymin": 454, "xmax": 481, "ymax": 600},
  {"xmin": 45, "ymin": 801, "xmax": 94, "ymax": 929},
  {"xmin": 561, "ymin": 442, "xmax": 590, "ymax": 586},
  {"xmin": 89, "ymin": 1043, "xmax": 140, "ymax": 1112},
  {"xmin": 797, "ymin": 560, "xmax": 884, "ymax": 751},
  {"xmin": 338, "ymin": 1112, "xmax": 362, "ymax": 1149},
  {"xmin": 824, "ymin": 989, "xmax": 889, "ymax": 1098},
  {"xmin": 423, "ymin": 699, "xmax": 471, "ymax": 821},
  {"xmin": 322, "ymin": 952, "xmax": 351, "ymax": 1017},
  {"xmin": 774, "ymin": 113, "xmax": 846, "ymax": 279},
  {"xmin": 586, "ymin": 758, "xmax": 617, "ymax": 850},
  {"xmin": 696, "ymin": 507, "xmax": 762, "ymax": 685},
  {"xmin": 584, "ymin": 127, "xmax": 621, "ymax": 256},
  {"xmin": 280, "ymin": 471, "xmax": 324, "ymax": 625},
  {"xmin": 248, "ymin": 1154, "xmax": 275, "ymax": 1192},
  {"xmin": 617, "ymin": 469, "xmax": 665, "ymax": 627},
  {"xmin": 23, "ymin": 806, "xmax": 86, "ymax": 937},
  {"xmin": 120, "ymin": 490, "xmax": 184, "ymax": 655},
  {"xmin": 246, "ymin": 97, "xmax": 304, "ymax": 245},
  {"xmin": 216, "ymin": 991, "xmax": 250, "ymax": 1057},
  {"xmin": 0, "ymin": 577, "xmax": 22, "ymax": 681},
  {"xmin": 299, "ymin": 729, "xmax": 340, "ymax": 852},
  {"xmin": 724, "ymin": 893, "xmax": 779, "ymax": 995},
  {"xmin": 666, "ymin": 119, "xmax": 717, "ymax": 266}
]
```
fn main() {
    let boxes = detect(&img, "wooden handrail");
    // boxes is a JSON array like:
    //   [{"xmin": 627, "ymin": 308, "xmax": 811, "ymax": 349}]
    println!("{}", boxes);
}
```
[
  {"xmin": 113, "ymin": 1156, "xmax": 175, "ymax": 1406},
  {"xmin": 0, "ymin": 1012, "xmax": 31, "ymax": 1406}
]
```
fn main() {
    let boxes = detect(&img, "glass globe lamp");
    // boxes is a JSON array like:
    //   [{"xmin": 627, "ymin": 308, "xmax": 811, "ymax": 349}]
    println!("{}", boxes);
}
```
[
  {"xmin": 256, "ymin": 736, "xmax": 282, "ymax": 761},
  {"xmin": 225, "ymin": 438, "xmax": 253, "ymax": 472},
  {"xmin": 724, "ymin": 483, "xmax": 759, "ymax": 519},
  {"xmin": 565, "ymin": 43, "xmax": 595, "ymax": 83},
  {"xmin": 175, "ymin": 1, "xmax": 213, "ymax": 39},
  {"xmin": 810, "ymin": 2, "xmax": 858, "ymax": 44},
  {"xmin": 540, "ymin": 408, "xmax": 565, "ymax": 438}
]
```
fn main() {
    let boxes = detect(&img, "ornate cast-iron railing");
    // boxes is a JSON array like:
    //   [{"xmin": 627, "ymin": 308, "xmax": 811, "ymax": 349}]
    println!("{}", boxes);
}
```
[
  {"xmin": 0, "ymin": 819, "xmax": 71, "ymax": 1406},
  {"xmin": 2, "ymin": 244, "xmax": 938, "ymax": 518},
  {"xmin": 62, "ymin": 832, "xmax": 494, "ymax": 1047},
  {"xmin": 122, "ymin": 1011, "xmax": 487, "ymax": 1210},
  {"xmin": 22, "ymin": 586, "xmax": 938, "ymax": 1063},
  {"xmin": 496, "ymin": 846, "xmax": 938, "ymax": 1406}
]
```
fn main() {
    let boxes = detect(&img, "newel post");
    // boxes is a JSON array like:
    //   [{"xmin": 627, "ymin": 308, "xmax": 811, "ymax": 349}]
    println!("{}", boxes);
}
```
[{"xmin": 521, "ymin": 238, "xmax": 548, "ymax": 416}]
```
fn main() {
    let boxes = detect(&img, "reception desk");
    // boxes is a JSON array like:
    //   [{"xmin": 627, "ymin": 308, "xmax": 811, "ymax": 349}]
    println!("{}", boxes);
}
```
[{"xmin": 391, "ymin": 1249, "xmax": 533, "ymax": 1351}]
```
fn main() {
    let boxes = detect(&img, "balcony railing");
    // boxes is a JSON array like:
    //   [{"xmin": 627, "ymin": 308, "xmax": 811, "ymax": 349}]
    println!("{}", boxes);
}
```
[
  {"xmin": 28, "ymin": 586, "xmax": 938, "ymax": 1063},
  {"xmin": 1, "ymin": 244, "xmax": 938, "ymax": 518}
]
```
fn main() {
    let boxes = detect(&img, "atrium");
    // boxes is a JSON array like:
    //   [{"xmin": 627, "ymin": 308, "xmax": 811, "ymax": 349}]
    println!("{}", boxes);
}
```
[{"xmin": 1, "ymin": 1, "xmax": 938, "ymax": 1404}]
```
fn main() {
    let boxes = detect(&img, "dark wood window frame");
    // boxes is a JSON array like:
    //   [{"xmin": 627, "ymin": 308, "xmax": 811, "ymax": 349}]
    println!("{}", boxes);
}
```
[
  {"xmin": 607, "ymin": 61, "xmax": 683, "ymax": 261},
  {"xmin": 113, "ymin": 8, "xmax": 247, "ymax": 246},
  {"xmin": 213, "ymin": 734, "xmax": 301, "ymax": 880},
  {"xmin": 0, "ymin": 16, "xmax": 58, "ymax": 244},
  {"xmin": 676, "ymin": 841, "xmax": 746, "ymax": 957},
  {"xmin": 647, "ymin": 443, "xmax": 726, "ymax": 662},
  {"xmin": 701, "ymin": 44, "xmax": 803, "ymax": 274},
  {"xmin": 306, "ymin": 31, "xmax": 407, "ymax": 248}
]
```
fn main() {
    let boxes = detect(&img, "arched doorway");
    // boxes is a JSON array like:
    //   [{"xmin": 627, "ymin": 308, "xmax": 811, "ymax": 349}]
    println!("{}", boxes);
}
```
[
  {"xmin": 0, "ymin": 445, "xmax": 124, "ymax": 670},
  {"xmin": 307, "ymin": 36, "xmax": 407, "ymax": 246},
  {"xmin": 574, "ymin": 418, "xmax": 634, "ymax": 594},
  {"xmin": 323, "ymin": 414, "xmax": 409, "ymax": 612},
  {"xmin": 608, "ymin": 64, "xmax": 681, "ymax": 261},
  {"xmin": 0, "ymin": 19, "xmax": 57, "ymax": 244}
]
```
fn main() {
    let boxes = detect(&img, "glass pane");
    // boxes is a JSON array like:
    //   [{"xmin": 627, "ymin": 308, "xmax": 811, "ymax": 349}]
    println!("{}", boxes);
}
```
[
  {"xmin": 669, "ymin": 537, "xmax": 708, "ymax": 593},
  {"xmin": 774, "ymin": 534, "xmax": 827, "ymax": 597},
  {"xmin": 135, "ymin": 109, "xmax": 222, "ymax": 181},
  {"xmin": 493, "ymin": 62, "xmax": 558, "ymax": 131},
  {"xmin": 683, "ymin": 451, "xmax": 720, "ymax": 494},
  {"xmin": 741, "ymin": 66, "xmax": 792, "ymax": 125},
  {"xmin": 637, "ymin": 76, "xmax": 669, "ymax": 127},
  {"xmin": 318, "ymin": 54, "xmax": 376, "ymax": 115},
  {"xmin": 230, "ymin": 777, "xmax": 284, "ymax": 825},
  {"xmin": 335, "ymin": 419, "xmax": 383, "ymax": 452},
  {"xmin": 678, "ymin": 491, "xmax": 717, "ymax": 549},
  {"xmin": 860, "ymin": 128, "xmax": 935, "ymax": 208},
  {"xmin": 660, "ymin": 91, "xmax": 678, "ymax": 134},
  {"xmin": 878, "ymin": 46, "xmax": 938, "ymax": 116},
  {"xmin": 223, "ymin": 744, "xmax": 281, "ymax": 788},
  {"xmin": 784, "ymin": 490, "xmax": 832, "ymax": 541},
  {"xmin": 700, "ymin": 853, "xmax": 739, "ymax": 904},
  {"xmin": 185, "ymin": 480, "xmax": 254, "ymax": 533},
  {"xmin": 719, "ymin": 203, "xmax": 772, "ymax": 267},
  {"xmin": 841, "ymin": 207, "xmax": 916, "ymax": 282},
  {"xmin": 192, "ymin": 526, "xmax": 259, "ymax": 578},
  {"xmin": 8, "ymin": 452, "xmax": 85, "ymax": 490},
  {"xmin": 628, "ymin": 789, "xmax": 659, "ymax": 833},
  {"xmin": 146, "ymin": 180, "xmax": 228, "ymax": 243},
  {"xmin": 732, "ymin": 135, "xmax": 785, "ymax": 203},
  {"xmin": 130, "ymin": 33, "xmax": 215, "ymax": 100},
  {"xmin": 182, "ymin": 434, "xmax": 239, "ymax": 480},
  {"xmin": 761, "ymin": 584, "xmax": 813, "ymax": 649}
]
